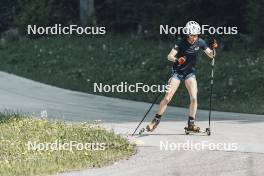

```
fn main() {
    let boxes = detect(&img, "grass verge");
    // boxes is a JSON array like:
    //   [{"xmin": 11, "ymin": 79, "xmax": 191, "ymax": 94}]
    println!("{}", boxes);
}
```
[{"xmin": 0, "ymin": 112, "xmax": 135, "ymax": 176}]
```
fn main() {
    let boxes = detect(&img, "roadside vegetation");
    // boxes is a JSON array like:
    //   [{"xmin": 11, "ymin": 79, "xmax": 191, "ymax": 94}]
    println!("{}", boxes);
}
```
[{"xmin": 0, "ymin": 112, "xmax": 135, "ymax": 176}]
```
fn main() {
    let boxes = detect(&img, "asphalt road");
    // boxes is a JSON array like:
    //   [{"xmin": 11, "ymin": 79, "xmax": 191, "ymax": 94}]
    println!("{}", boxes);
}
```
[{"xmin": 0, "ymin": 71, "xmax": 263, "ymax": 176}]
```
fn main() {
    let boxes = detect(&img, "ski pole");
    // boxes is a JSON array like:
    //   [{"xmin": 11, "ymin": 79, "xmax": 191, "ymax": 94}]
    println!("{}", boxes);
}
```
[
  {"xmin": 132, "ymin": 91, "xmax": 162, "ymax": 136},
  {"xmin": 208, "ymin": 50, "xmax": 215, "ymax": 129}
]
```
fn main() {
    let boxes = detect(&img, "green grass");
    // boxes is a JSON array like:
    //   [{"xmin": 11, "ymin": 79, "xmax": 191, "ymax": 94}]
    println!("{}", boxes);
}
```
[
  {"xmin": 0, "ymin": 112, "xmax": 135, "ymax": 176},
  {"xmin": 0, "ymin": 34, "xmax": 263, "ymax": 114}
]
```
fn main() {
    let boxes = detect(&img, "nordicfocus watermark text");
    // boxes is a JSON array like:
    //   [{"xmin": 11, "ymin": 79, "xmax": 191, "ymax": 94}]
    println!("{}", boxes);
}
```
[
  {"xmin": 94, "ymin": 82, "xmax": 171, "ymax": 93},
  {"xmin": 160, "ymin": 24, "xmax": 238, "ymax": 35},
  {"xmin": 160, "ymin": 140, "xmax": 238, "ymax": 151},
  {"xmin": 27, "ymin": 140, "xmax": 106, "ymax": 151},
  {"xmin": 27, "ymin": 24, "xmax": 106, "ymax": 35}
]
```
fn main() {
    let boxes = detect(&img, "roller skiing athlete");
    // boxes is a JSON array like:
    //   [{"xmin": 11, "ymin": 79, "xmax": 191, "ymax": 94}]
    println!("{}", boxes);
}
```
[{"xmin": 141, "ymin": 21, "xmax": 218, "ymax": 135}]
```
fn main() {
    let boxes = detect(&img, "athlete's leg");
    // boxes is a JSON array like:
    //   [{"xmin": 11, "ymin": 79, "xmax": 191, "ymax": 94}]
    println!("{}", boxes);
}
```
[
  {"xmin": 184, "ymin": 76, "xmax": 198, "ymax": 119},
  {"xmin": 146, "ymin": 77, "xmax": 181, "ymax": 132},
  {"xmin": 157, "ymin": 77, "xmax": 181, "ymax": 115}
]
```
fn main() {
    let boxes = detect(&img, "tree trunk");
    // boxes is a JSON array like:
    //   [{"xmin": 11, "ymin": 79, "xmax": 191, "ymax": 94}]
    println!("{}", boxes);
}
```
[{"xmin": 80, "ymin": 0, "xmax": 95, "ymax": 25}]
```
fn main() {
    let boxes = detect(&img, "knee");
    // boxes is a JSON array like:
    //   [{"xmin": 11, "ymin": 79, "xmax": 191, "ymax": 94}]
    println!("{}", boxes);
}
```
[
  {"xmin": 190, "ymin": 96, "xmax": 197, "ymax": 103},
  {"xmin": 163, "ymin": 96, "xmax": 172, "ymax": 104}
]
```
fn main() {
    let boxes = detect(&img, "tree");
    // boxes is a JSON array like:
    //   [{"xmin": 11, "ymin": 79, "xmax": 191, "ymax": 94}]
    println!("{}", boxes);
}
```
[
  {"xmin": 247, "ymin": 0, "xmax": 264, "ymax": 47},
  {"xmin": 80, "ymin": 0, "xmax": 96, "ymax": 25}
]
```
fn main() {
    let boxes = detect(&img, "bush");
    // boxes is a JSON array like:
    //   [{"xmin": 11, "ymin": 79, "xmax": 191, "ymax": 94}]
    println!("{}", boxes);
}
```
[
  {"xmin": 13, "ymin": 0, "xmax": 79, "ymax": 34},
  {"xmin": 0, "ymin": 0, "xmax": 20, "ymax": 33},
  {"xmin": 246, "ymin": 0, "xmax": 264, "ymax": 48}
]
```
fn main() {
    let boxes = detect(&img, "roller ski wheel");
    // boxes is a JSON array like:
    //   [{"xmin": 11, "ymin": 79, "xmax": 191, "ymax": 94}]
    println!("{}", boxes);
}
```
[
  {"xmin": 138, "ymin": 128, "xmax": 145, "ymax": 135},
  {"xmin": 206, "ymin": 128, "xmax": 211, "ymax": 136},
  {"xmin": 184, "ymin": 125, "xmax": 200, "ymax": 135},
  {"xmin": 184, "ymin": 128, "xmax": 190, "ymax": 135}
]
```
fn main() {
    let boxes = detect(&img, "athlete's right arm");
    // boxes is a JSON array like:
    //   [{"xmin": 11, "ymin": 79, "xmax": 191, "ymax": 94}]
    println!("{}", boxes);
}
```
[{"xmin": 167, "ymin": 48, "xmax": 178, "ymax": 62}]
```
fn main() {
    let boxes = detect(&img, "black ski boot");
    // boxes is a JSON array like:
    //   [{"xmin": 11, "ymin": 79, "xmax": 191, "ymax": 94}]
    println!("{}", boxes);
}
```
[{"xmin": 184, "ymin": 116, "xmax": 200, "ymax": 134}]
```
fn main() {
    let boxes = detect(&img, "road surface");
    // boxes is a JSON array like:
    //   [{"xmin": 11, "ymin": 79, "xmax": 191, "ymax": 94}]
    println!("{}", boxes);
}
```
[{"xmin": 0, "ymin": 71, "xmax": 263, "ymax": 176}]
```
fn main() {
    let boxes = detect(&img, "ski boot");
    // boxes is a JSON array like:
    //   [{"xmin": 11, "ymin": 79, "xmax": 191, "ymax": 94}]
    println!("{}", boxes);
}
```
[
  {"xmin": 139, "ymin": 114, "xmax": 161, "ymax": 135},
  {"xmin": 184, "ymin": 116, "xmax": 200, "ymax": 135}
]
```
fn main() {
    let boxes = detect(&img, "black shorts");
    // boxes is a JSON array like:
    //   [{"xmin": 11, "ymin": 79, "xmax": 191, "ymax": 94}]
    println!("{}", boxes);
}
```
[{"xmin": 171, "ymin": 69, "xmax": 196, "ymax": 81}]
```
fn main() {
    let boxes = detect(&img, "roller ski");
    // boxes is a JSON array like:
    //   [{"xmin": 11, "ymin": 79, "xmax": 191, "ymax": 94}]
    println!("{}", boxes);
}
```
[
  {"xmin": 184, "ymin": 116, "xmax": 211, "ymax": 135},
  {"xmin": 139, "ymin": 114, "xmax": 161, "ymax": 135},
  {"xmin": 184, "ymin": 116, "xmax": 200, "ymax": 134},
  {"xmin": 184, "ymin": 124, "xmax": 201, "ymax": 134},
  {"xmin": 184, "ymin": 126, "xmax": 211, "ymax": 136}
]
